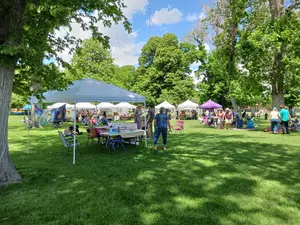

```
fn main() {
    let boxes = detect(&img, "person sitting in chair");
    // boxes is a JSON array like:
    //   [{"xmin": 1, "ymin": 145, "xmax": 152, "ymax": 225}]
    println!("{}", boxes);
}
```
[
  {"xmin": 76, "ymin": 125, "xmax": 83, "ymax": 135},
  {"xmin": 64, "ymin": 126, "xmax": 74, "ymax": 136}
]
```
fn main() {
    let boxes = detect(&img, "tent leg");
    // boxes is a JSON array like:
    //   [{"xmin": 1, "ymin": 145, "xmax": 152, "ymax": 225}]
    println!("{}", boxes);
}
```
[
  {"xmin": 144, "ymin": 101, "xmax": 147, "ymax": 148},
  {"xmin": 73, "ymin": 100, "xmax": 77, "ymax": 165},
  {"xmin": 27, "ymin": 102, "xmax": 30, "ymax": 153}
]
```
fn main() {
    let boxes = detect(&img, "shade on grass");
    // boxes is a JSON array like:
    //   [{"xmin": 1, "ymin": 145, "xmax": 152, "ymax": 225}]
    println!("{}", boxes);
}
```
[{"xmin": 1, "ymin": 116, "xmax": 300, "ymax": 225}]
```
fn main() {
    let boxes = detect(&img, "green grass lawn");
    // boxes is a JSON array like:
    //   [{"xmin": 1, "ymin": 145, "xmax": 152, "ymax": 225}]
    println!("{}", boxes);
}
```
[{"xmin": 1, "ymin": 116, "xmax": 300, "ymax": 225}]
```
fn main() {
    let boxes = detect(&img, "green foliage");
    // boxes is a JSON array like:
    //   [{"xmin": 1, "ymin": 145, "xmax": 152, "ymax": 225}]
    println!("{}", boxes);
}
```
[
  {"xmin": 196, "ymin": 51, "xmax": 231, "ymax": 107},
  {"xmin": 66, "ymin": 38, "xmax": 137, "ymax": 91},
  {"xmin": 237, "ymin": 6, "xmax": 300, "ymax": 107},
  {"xmin": 135, "ymin": 33, "xmax": 197, "ymax": 105},
  {"xmin": 10, "ymin": 93, "xmax": 27, "ymax": 108},
  {"xmin": 114, "ymin": 65, "xmax": 137, "ymax": 90},
  {"xmin": 68, "ymin": 38, "xmax": 117, "ymax": 83},
  {"xmin": 2, "ymin": 0, "xmax": 131, "ymax": 97}
]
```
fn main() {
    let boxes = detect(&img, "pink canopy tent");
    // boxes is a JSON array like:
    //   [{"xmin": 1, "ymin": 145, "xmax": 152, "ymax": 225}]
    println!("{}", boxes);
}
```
[{"xmin": 200, "ymin": 100, "xmax": 222, "ymax": 109}]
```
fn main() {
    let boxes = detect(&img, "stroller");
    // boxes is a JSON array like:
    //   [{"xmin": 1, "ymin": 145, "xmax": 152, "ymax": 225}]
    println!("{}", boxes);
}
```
[{"xmin": 290, "ymin": 118, "xmax": 300, "ymax": 132}]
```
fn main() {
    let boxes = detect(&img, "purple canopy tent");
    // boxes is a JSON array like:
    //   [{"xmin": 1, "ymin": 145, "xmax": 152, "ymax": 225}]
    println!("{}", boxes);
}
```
[{"xmin": 200, "ymin": 100, "xmax": 222, "ymax": 109}]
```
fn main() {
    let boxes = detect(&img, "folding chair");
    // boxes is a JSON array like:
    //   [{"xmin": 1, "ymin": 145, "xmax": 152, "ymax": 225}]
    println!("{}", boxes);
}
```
[
  {"xmin": 173, "ymin": 120, "xmax": 184, "ymax": 133},
  {"xmin": 86, "ymin": 128, "xmax": 100, "ymax": 145},
  {"xmin": 108, "ymin": 135, "xmax": 125, "ymax": 152},
  {"xmin": 58, "ymin": 131, "xmax": 80, "ymax": 156}
]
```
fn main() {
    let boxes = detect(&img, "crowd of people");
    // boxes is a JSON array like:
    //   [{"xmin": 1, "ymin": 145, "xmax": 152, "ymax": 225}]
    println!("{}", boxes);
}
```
[
  {"xmin": 76, "ymin": 109, "xmax": 109, "ymax": 126},
  {"xmin": 266, "ymin": 105, "xmax": 298, "ymax": 134},
  {"xmin": 201, "ymin": 108, "xmax": 258, "ymax": 129}
]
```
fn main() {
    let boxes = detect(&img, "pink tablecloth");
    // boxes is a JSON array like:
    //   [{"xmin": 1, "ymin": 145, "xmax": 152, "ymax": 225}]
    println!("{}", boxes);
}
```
[{"xmin": 95, "ymin": 127, "xmax": 109, "ymax": 135}]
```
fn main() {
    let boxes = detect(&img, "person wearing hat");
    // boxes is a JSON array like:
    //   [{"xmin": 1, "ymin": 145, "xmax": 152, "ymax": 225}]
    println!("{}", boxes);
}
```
[
  {"xmin": 224, "ymin": 108, "xmax": 233, "ymax": 130},
  {"xmin": 279, "ymin": 105, "xmax": 291, "ymax": 134},
  {"xmin": 134, "ymin": 104, "xmax": 143, "ymax": 129},
  {"xmin": 154, "ymin": 107, "xmax": 171, "ymax": 151},
  {"xmin": 146, "ymin": 104, "xmax": 155, "ymax": 138}
]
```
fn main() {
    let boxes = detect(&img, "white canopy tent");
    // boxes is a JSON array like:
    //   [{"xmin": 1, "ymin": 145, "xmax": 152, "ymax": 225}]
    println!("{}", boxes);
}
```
[
  {"xmin": 96, "ymin": 102, "xmax": 116, "ymax": 110},
  {"xmin": 115, "ymin": 102, "xmax": 136, "ymax": 116},
  {"xmin": 155, "ymin": 101, "xmax": 175, "ymax": 110},
  {"xmin": 178, "ymin": 100, "xmax": 199, "ymax": 110},
  {"xmin": 75, "ymin": 102, "xmax": 96, "ymax": 109},
  {"xmin": 115, "ymin": 102, "xmax": 136, "ymax": 109},
  {"xmin": 30, "ymin": 78, "xmax": 146, "ymax": 164},
  {"xmin": 47, "ymin": 102, "xmax": 74, "ymax": 110}
]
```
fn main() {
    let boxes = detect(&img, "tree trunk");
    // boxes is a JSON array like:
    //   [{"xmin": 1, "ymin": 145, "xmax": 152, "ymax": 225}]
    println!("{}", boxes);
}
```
[
  {"xmin": 269, "ymin": 0, "xmax": 285, "ymax": 108},
  {"xmin": 0, "ymin": 67, "xmax": 22, "ymax": 185},
  {"xmin": 271, "ymin": 51, "xmax": 285, "ymax": 108}
]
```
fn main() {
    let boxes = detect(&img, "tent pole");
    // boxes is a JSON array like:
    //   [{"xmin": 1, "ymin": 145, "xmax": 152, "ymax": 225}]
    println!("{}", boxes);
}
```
[
  {"xmin": 73, "ymin": 100, "xmax": 77, "ymax": 165},
  {"xmin": 27, "ymin": 102, "xmax": 30, "ymax": 153},
  {"xmin": 144, "ymin": 101, "xmax": 147, "ymax": 147}
]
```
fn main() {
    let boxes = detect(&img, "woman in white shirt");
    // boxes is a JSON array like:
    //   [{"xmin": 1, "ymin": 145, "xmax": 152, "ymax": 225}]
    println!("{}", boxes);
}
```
[{"xmin": 269, "ymin": 107, "xmax": 280, "ymax": 133}]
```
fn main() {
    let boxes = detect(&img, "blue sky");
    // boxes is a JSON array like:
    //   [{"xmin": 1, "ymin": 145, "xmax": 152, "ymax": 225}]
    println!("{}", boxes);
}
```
[
  {"xmin": 57, "ymin": 0, "xmax": 213, "ymax": 69},
  {"xmin": 133, "ymin": 0, "xmax": 204, "ymax": 41}
]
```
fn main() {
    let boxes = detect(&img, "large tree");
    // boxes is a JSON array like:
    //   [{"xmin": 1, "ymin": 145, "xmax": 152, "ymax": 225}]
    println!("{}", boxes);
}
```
[
  {"xmin": 134, "ymin": 33, "xmax": 197, "ymax": 105},
  {"xmin": 237, "ymin": 0, "xmax": 300, "ymax": 107},
  {"xmin": 207, "ymin": 0, "xmax": 248, "ymax": 109},
  {"xmin": 67, "ymin": 38, "xmax": 138, "ymax": 91},
  {"xmin": 67, "ymin": 38, "xmax": 117, "ymax": 83},
  {"xmin": 0, "ymin": 0, "xmax": 130, "ymax": 185}
]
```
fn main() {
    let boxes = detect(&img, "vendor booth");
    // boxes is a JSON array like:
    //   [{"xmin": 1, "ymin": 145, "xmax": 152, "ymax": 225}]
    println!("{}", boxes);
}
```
[
  {"xmin": 30, "ymin": 78, "xmax": 146, "ymax": 164},
  {"xmin": 115, "ymin": 102, "xmax": 136, "ymax": 119},
  {"xmin": 155, "ymin": 101, "xmax": 175, "ymax": 111},
  {"xmin": 200, "ymin": 100, "xmax": 222, "ymax": 110}
]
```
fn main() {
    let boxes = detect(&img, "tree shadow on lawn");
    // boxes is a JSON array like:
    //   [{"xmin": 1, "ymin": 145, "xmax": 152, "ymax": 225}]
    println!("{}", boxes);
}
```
[
  {"xmin": 169, "ymin": 132, "xmax": 300, "ymax": 185},
  {"xmin": 2, "ymin": 131, "xmax": 300, "ymax": 224}
]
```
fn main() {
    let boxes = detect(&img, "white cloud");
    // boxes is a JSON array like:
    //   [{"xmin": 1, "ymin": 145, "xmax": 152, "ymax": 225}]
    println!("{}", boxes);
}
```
[
  {"xmin": 186, "ymin": 13, "xmax": 199, "ymax": 22},
  {"xmin": 204, "ymin": 43, "xmax": 210, "ymax": 52},
  {"xmin": 185, "ymin": 12, "xmax": 207, "ymax": 22},
  {"xmin": 148, "ymin": 6, "xmax": 183, "ymax": 26},
  {"xmin": 55, "ymin": 2, "xmax": 149, "ymax": 66},
  {"xmin": 122, "ymin": 0, "xmax": 149, "ymax": 20},
  {"xmin": 111, "ymin": 42, "xmax": 145, "ymax": 66}
]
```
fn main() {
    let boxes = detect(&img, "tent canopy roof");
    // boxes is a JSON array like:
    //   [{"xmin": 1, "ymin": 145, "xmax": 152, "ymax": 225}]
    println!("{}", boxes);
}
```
[
  {"xmin": 96, "ymin": 102, "xmax": 116, "ymax": 109},
  {"xmin": 155, "ymin": 101, "xmax": 175, "ymax": 109},
  {"xmin": 75, "ymin": 102, "xmax": 96, "ymax": 109},
  {"xmin": 22, "ymin": 104, "xmax": 31, "ymax": 110},
  {"xmin": 115, "ymin": 102, "xmax": 136, "ymax": 108},
  {"xmin": 200, "ymin": 100, "xmax": 222, "ymax": 109},
  {"xmin": 31, "ymin": 78, "xmax": 145, "ymax": 103},
  {"xmin": 47, "ymin": 102, "xmax": 74, "ymax": 110},
  {"xmin": 178, "ymin": 100, "xmax": 199, "ymax": 109}
]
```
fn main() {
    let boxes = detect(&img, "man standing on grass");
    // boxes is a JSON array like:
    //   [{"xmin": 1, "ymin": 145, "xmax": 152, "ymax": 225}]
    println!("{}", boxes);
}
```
[
  {"xmin": 146, "ymin": 104, "xmax": 155, "ymax": 139},
  {"xmin": 280, "ymin": 105, "xmax": 291, "ymax": 134},
  {"xmin": 134, "ymin": 104, "xmax": 143, "ymax": 129}
]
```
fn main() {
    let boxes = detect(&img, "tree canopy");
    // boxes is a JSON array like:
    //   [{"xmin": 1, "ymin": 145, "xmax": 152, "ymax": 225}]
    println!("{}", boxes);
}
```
[
  {"xmin": 0, "ymin": 0, "xmax": 131, "ymax": 185},
  {"xmin": 134, "ymin": 33, "xmax": 199, "ymax": 105}
]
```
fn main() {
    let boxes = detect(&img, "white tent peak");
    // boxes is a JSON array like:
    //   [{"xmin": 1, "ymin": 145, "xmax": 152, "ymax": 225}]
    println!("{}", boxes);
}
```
[
  {"xmin": 115, "ymin": 102, "xmax": 136, "ymax": 108},
  {"xmin": 178, "ymin": 100, "xmax": 199, "ymax": 109},
  {"xmin": 97, "ymin": 102, "xmax": 116, "ymax": 109},
  {"xmin": 155, "ymin": 101, "xmax": 175, "ymax": 109},
  {"xmin": 75, "ymin": 102, "xmax": 96, "ymax": 109}
]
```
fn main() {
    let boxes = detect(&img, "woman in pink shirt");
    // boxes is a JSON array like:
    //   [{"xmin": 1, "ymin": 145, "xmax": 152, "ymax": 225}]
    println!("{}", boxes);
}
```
[{"xmin": 224, "ymin": 108, "xmax": 233, "ymax": 130}]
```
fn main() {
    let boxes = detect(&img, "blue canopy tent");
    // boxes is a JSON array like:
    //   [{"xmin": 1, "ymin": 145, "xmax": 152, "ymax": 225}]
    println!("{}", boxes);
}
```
[
  {"xmin": 30, "ymin": 78, "xmax": 146, "ymax": 164},
  {"xmin": 22, "ymin": 104, "xmax": 32, "ymax": 110}
]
